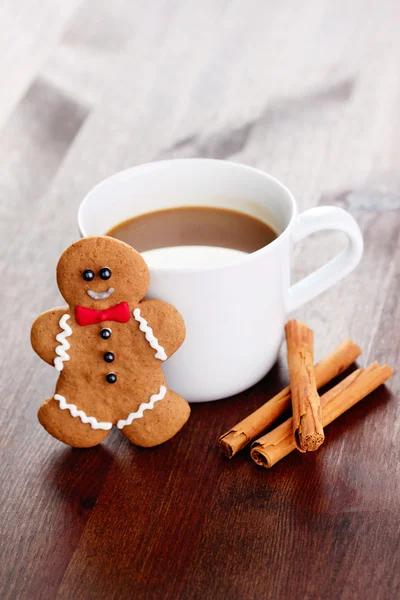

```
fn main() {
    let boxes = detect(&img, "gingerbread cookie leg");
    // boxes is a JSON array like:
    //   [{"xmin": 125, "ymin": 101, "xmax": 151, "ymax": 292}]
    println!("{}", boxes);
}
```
[
  {"xmin": 38, "ymin": 396, "xmax": 112, "ymax": 448},
  {"xmin": 118, "ymin": 387, "xmax": 190, "ymax": 447}
]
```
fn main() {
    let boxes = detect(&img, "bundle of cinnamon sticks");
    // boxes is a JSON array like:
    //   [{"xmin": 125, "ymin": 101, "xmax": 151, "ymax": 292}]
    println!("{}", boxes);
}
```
[{"xmin": 218, "ymin": 320, "xmax": 393, "ymax": 468}]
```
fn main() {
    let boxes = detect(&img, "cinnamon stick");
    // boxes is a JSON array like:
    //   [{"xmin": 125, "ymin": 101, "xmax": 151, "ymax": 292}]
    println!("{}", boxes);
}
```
[
  {"xmin": 218, "ymin": 339, "xmax": 361, "ymax": 457},
  {"xmin": 250, "ymin": 362, "xmax": 393, "ymax": 468},
  {"xmin": 285, "ymin": 320, "xmax": 324, "ymax": 452}
]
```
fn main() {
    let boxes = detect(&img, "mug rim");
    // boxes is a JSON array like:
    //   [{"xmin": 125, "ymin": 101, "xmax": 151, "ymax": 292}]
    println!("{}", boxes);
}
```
[{"xmin": 77, "ymin": 158, "xmax": 297, "ymax": 274}]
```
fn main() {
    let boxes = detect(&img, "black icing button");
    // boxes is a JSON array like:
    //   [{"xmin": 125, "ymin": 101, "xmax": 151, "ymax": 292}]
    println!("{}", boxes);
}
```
[
  {"xmin": 100, "ymin": 328, "xmax": 111, "ymax": 340},
  {"xmin": 106, "ymin": 373, "xmax": 117, "ymax": 384},
  {"xmin": 104, "ymin": 352, "xmax": 115, "ymax": 363}
]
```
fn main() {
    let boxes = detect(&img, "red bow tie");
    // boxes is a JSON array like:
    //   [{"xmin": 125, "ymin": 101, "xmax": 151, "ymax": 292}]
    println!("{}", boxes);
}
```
[{"xmin": 75, "ymin": 302, "xmax": 130, "ymax": 326}]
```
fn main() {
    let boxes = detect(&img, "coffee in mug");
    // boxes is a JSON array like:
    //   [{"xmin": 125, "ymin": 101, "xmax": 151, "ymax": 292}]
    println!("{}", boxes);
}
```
[{"xmin": 106, "ymin": 206, "xmax": 278, "ymax": 268}]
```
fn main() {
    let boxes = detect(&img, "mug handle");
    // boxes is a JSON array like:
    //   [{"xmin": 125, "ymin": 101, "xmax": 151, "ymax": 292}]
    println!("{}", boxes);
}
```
[{"xmin": 287, "ymin": 206, "xmax": 364, "ymax": 313}]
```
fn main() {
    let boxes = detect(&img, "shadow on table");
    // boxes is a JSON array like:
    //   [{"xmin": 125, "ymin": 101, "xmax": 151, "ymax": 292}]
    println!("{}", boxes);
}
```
[
  {"xmin": 267, "ymin": 384, "xmax": 395, "ymax": 515},
  {"xmin": 41, "ymin": 438, "xmax": 117, "ymax": 513}
]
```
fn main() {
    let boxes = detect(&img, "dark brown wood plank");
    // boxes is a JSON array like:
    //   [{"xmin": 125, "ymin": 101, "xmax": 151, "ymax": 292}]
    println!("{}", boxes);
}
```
[{"xmin": 54, "ymin": 343, "xmax": 398, "ymax": 600}]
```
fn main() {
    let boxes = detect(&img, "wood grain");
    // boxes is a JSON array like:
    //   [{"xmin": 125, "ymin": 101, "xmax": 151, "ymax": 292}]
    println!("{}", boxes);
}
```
[{"xmin": 0, "ymin": 1, "xmax": 399, "ymax": 599}]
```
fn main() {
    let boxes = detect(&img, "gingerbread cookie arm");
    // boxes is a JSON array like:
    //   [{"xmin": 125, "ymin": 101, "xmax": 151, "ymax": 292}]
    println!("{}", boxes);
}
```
[
  {"xmin": 134, "ymin": 299, "xmax": 186, "ymax": 359},
  {"xmin": 31, "ymin": 307, "xmax": 71, "ymax": 367}
]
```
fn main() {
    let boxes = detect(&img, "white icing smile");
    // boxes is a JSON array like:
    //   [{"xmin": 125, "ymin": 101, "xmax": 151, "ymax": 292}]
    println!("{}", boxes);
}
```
[{"xmin": 86, "ymin": 287, "xmax": 115, "ymax": 300}]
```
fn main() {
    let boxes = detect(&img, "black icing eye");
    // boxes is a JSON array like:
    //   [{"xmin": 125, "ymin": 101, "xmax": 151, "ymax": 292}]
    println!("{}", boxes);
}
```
[
  {"xmin": 99, "ymin": 267, "xmax": 112, "ymax": 280},
  {"xmin": 82, "ymin": 269, "xmax": 95, "ymax": 281}
]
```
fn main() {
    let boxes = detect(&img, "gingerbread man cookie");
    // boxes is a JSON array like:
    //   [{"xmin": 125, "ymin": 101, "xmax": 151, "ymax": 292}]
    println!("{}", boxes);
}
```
[{"xmin": 31, "ymin": 236, "xmax": 190, "ymax": 448}]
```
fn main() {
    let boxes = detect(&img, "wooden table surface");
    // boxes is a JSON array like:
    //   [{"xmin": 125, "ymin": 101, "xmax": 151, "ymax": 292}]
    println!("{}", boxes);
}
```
[{"xmin": 1, "ymin": 1, "xmax": 399, "ymax": 598}]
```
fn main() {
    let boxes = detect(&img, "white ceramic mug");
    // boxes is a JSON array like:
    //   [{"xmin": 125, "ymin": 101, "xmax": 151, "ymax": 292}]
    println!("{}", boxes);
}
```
[{"xmin": 78, "ymin": 159, "xmax": 363, "ymax": 402}]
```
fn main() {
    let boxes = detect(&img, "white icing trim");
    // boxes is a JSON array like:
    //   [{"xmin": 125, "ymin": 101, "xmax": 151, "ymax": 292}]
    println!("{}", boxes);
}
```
[
  {"xmin": 54, "ymin": 314, "xmax": 72, "ymax": 372},
  {"xmin": 87, "ymin": 287, "xmax": 114, "ymax": 300},
  {"xmin": 133, "ymin": 308, "xmax": 167, "ymax": 361},
  {"xmin": 117, "ymin": 385, "xmax": 167, "ymax": 429},
  {"xmin": 54, "ymin": 394, "xmax": 112, "ymax": 431}
]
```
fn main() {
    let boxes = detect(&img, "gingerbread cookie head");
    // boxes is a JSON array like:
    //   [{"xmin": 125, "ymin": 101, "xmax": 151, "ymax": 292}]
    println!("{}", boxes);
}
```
[{"xmin": 56, "ymin": 236, "xmax": 150, "ymax": 310}]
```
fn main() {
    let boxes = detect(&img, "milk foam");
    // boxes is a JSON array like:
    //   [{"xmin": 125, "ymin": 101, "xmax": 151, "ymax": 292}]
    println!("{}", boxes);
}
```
[{"xmin": 141, "ymin": 246, "xmax": 248, "ymax": 269}]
